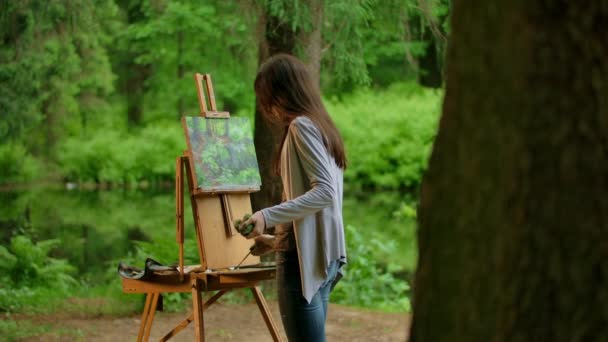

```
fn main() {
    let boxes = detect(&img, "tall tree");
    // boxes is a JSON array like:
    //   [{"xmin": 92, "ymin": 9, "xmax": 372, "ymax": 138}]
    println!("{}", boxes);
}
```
[
  {"xmin": 411, "ymin": 1, "xmax": 608, "ymax": 341},
  {"xmin": 115, "ymin": 0, "xmax": 150, "ymax": 127},
  {"xmin": 0, "ymin": 0, "xmax": 116, "ymax": 152},
  {"xmin": 251, "ymin": 2, "xmax": 298, "ymax": 213},
  {"xmin": 251, "ymin": 0, "xmax": 373, "ymax": 212},
  {"xmin": 416, "ymin": 0, "xmax": 449, "ymax": 88},
  {"xmin": 118, "ymin": 1, "xmax": 257, "ymax": 122}
]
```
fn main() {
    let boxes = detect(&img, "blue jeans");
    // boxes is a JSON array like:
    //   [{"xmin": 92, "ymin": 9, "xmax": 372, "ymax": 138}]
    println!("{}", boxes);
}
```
[{"xmin": 276, "ymin": 250, "xmax": 339, "ymax": 342}]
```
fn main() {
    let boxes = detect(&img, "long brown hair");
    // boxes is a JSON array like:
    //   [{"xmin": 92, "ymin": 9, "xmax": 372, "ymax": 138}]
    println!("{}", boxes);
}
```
[{"xmin": 254, "ymin": 53, "xmax": 347, "ymax": 173}]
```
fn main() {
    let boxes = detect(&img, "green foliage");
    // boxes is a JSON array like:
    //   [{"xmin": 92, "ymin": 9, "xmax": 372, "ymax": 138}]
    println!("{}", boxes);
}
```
[
  {"xmin": 322, "ymin": 0, "xmax": 375, "ymax": 87},
  {"xmin": 328, "ymin": 82, "xmax": 442, "ymax": 190},
  {"xmin": 333, "ymin": 225, "xmax": 410, "ymax": 312},
  {"xmin": 261, "ymin": 0, "xmax": 375, "ymax": 87},
  {"xmin": 57, "ymin": 121, "xmax": 185, "ymax": 183},
  {"xmin": 358, "ymin": 0, "xmax": 426, "ymax": 88},
  {"xmin": 119, "ymin": 1, "xmax": 257, "ymax": 122},
  {"xmin": 0, "ymin": 143, "xmax": 42, "ymax": 184},
  {"xmin": 0, "ymin": 0, "xmax": 448, "ymax": 190},
  {"xmin": 0, "ymin": 235, "xmax": 76, "ymax": 290},
  {"xmin": 47, "ymin": 82, "xmax": 442, "ymax": 191},
  {"xmin": 394, "ymin": 201, "xmax": 417, "ymax": 220},
  {"xmin": 343, "ymin": 192, "xmax": 418, "ymax": 273},
  {"xmin": 0, "ymin": 234, "xmax": 78, "ymax": 313},
  {"xmin": 0, "ymin": 186, "xmax": 414, "ymax": 315},
  {"xmin": 0, "ymin": 0, "xmax": 119, "ymax": 148},
  {"xmin": 0, "ymin": 0, "xmax": 451, "ymax": 318},
  {"xmin": 0, "ymin": 287, "xmax": 59, "ymax": 314},
  {"xmin": 261, "ymin": 0, "xmax": 450, "ymax": 89},
  {"xmin": 0, "ymin": 317, "xmax": 51, "ymax": 342}
]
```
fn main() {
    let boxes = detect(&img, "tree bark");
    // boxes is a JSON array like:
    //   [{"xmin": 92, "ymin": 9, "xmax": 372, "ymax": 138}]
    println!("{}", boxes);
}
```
[
  {"xmin": 118, "ymin": 0, "xmax": 150, "ymax": 127},
  {"xmin": 411, "ymin": 1, "xmax": 608, "ymax": 341},
  {"xmin": 125, "ymin": 64, "xmax": 149, "ymax": 126},
  {"xmin": 251, "ymin": 9, "xmax": 297, "ymax": 213},
  {"xmin": 417, "ymin": 28, "xmax": 442, "ymax": 88},
  {"xmin": 299, "ymin": 0, "xmax": 323, "ymax": 87},
  {"xmin": 416, "ymin": 0, "xmax": 446, "ymax": 89},
  {"xmin": 252, "ymin": 1, "xmax": 324, "ymax": 215}
]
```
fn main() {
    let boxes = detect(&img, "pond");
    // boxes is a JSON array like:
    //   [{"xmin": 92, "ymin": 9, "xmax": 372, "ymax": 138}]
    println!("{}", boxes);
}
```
[{"xmin": 0, "ymin": 186, "xmax": 417, "ymax": 283}]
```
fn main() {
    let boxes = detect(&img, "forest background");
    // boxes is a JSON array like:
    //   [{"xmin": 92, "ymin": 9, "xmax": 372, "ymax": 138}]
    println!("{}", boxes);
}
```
[{"xmin": 0, "ymin": 0, "xmax": 448, "ymax": 339}]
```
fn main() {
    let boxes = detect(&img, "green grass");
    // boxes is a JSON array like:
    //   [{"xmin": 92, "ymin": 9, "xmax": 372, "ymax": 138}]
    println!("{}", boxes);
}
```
[
  {"xmin": 0, "ymin": 317, "xmax": 85, "ymax": 342},
  {"xmin": 0, "ymin": 316, "xmax": 52, "ymax": 342}
]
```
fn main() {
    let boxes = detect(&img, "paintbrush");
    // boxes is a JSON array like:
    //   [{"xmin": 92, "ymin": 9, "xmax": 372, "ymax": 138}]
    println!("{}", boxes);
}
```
[{"xmin": 234, "ymin": 245, "xmax": 255, "ymax": 269}]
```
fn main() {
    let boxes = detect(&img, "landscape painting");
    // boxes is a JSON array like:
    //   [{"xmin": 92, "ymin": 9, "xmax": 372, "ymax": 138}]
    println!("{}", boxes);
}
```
[{"xmin": 182, "ymin": 116, "xmax": 261, "ymax": 191}]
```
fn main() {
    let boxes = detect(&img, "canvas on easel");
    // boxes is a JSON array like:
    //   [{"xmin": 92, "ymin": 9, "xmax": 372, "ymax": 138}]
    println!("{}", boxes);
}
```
[
  {"xmin": 179, "ymin": 74, "xmax": 262, "ymax": 270},
  {"xmin": 182, "ymin": 116, "xmax": 261, "ymax": 192}
]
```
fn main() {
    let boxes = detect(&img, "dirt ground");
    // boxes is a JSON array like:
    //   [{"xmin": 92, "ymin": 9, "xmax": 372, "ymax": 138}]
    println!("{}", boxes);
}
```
[{"xmin": 18, "ymin": 302, "xmax": 409, "ymax": 341}]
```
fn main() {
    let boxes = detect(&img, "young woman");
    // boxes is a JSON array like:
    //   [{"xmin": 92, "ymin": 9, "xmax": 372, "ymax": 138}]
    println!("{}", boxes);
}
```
[{"xmin": 240, "ymin": 53, "xmax": 347, "ymax": 341}]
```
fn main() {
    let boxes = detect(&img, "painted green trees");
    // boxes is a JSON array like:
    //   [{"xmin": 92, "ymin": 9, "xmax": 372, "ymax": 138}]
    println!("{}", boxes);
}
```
[{"xmin": 183, "ymin": 116, "xmax": 261, "ymax": 191}]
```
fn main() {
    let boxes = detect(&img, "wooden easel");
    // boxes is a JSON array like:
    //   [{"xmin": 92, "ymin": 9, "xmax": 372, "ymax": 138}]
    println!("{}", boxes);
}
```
[{"xmin": 121, "ymin": 74, "xmax": 282, "ymax": 342}]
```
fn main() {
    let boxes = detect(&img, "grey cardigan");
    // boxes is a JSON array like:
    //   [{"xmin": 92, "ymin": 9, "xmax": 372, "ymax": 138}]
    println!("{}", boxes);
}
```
[{"xmin": 261, "ymin": 116, "xmax": 347, "ymax": 303}]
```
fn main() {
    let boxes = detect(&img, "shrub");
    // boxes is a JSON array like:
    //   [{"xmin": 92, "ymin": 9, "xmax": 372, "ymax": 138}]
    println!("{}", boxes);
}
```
[
  {"xmin": 0, "ymin": 235, "xmax": 77, "ymax": 312},
  {"xmin": 57, "ymin": 121, "xmax": 185, "ymax": 183},
  {"xmin": 332, "ymin": 224, "xmax": 410, "ymax": 312},
  {"xmin": 327, "ymin": 82, "xmax": 442, "ymax": 190},
  {"xmin": 343, "ymin": 192, "xmax": 419, "ymax": 274},
  {"xmin": 0, "ymin": 143, "xmax": 42, "ymax": 185},
  {"xmin": 0, "ymin": 235, "xmax": 76, "ymax": 290}
]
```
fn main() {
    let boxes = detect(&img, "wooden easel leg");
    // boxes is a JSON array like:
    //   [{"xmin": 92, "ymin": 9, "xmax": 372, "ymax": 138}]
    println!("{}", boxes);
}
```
[
  {"xmin": 137, "ymin": 293, "xmax": 160, "ymax": 342},
  {"xmin": 251, "ymin": 287, "xmax": 283, "ymax": 342},
  {"xmin": 137, "ymin": 294, "xmax": 152, "ymax": 342},
  {"xmin": 160, "ymin": 290, "xmax": 228, "ymax": 341},
  {"xmin": 161, "ymin": 313, "xmax": 193, "ymax": 342},
  {"xmin": 192, "ymin": 278, "xmax": 205, "ymax": 342},
  {"xmin": 143, "ymin": 293, "xmax": 160, "ymax": 341}
]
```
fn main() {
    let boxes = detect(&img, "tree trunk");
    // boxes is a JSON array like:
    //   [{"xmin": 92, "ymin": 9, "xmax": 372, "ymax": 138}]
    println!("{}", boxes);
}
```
[
  {"xmin": 251, "ymin": 8, "xmax": 298, "ymax": 214},
  {"xmin": 417, "ymin": 28, "xmax": 442, "ymax": 88},
  {"xmin": 411, "ymin": 1, "xmax": 608, "ymax": 341},
  {"xmin": 252, "ymin": 1, "xmax": 324, "ymax": 214},
  {"xmin": 417, "ymin": 2, "xmax": 446, "ymax": 89},
  {"xmin": 119, "ymin": 0, "xmax": 150, "ymax": 127},
  {"xmin": 125, "ymin": 63, "xmax": 150, "ymax": 126},
  {"xmin": 299, "ymin": 0, "xmax": 323, "ymax": 87}
]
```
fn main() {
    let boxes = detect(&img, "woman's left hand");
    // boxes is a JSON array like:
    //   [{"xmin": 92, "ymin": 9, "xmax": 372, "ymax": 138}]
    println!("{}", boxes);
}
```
[{"xmin": 241, "ymin": 211, "xmax": 265, "ymax": 239}]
